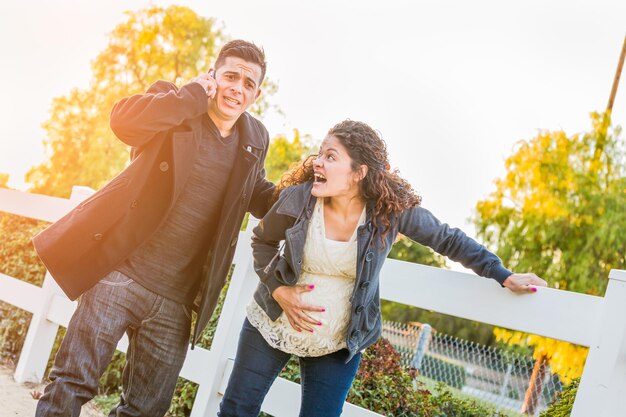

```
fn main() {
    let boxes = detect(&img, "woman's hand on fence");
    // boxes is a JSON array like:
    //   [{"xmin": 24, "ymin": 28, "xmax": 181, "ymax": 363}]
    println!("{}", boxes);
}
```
[
  {"xmin": 271, "ymin": 285, "xmax": 325, "ymax": 333},
  {"xmin": 502, "ymin": 273, "xmax": 548, "ymax": 293}
]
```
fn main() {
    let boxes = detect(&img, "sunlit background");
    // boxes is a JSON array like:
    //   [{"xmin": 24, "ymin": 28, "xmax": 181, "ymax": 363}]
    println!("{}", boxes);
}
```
[{"xmin": 1, "ymin": 0, "xmax": 624, "ymax": 241}]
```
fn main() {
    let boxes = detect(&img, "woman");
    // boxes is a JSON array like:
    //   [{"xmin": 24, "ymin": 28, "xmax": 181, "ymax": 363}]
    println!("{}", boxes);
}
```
[{"xmin": 219, "ymin": 120, "xmax": 547, "ymax": 417}]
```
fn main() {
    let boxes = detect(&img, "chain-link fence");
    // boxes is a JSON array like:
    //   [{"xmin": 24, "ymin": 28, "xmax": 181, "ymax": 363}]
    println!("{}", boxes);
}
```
[{"xmin": 382, "ymin": 321, "xmax": 563, "ymax": 416}]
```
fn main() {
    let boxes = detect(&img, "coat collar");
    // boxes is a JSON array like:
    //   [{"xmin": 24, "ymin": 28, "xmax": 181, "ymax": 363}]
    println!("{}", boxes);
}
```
[
  {"xmin": 200, "ymin": 111, "xmax": 265, "ymax": 150},
  {"xmin": 234, "ymin": 112, "xmax": 266, "ymax": 150},
  {"xmin": 276, "ymin": 182, "xmax": 315, "ymax": 218}
]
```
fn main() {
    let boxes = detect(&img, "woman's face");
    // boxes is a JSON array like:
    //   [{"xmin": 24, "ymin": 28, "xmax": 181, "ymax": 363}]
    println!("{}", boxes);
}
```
[{"xmin": 312, "ymin": 135, "xmax": 366, "ymax": 199}]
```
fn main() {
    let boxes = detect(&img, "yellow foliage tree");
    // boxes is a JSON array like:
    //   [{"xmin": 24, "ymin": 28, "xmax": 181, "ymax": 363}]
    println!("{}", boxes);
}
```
[
  {"xmin": 494, "ymin": 328, "xmax": 587, "ymax": 385},
  {"xmin": 477, "ymin": 112, "xmax": 624, "ymax": 411},
  {"xmin": 474, "ymin": 112, "xmax": 625, "ymax": 295},
  {"xmin": 265, "ymin": 129, "xmax": 316, "ymax": 183},
  {"xmin": 25, "ymin": 5, "xmax": 276, "ymax": 198}
]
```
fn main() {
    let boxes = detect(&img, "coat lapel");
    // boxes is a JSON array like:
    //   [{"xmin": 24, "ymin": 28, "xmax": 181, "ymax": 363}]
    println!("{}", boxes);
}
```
[{"xmin": 171, "ymin": 130, "xmax": 199, "ymax": 203}]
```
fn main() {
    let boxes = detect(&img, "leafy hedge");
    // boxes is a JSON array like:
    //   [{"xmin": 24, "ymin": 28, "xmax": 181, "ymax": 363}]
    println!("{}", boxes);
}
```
[
  {"xmin": 539, "ymin": 378, "xmax": 578, "ymax": 417},
  {"xmin": 276, "ymin": 338, "xmax": 507, "ymax": 417}
]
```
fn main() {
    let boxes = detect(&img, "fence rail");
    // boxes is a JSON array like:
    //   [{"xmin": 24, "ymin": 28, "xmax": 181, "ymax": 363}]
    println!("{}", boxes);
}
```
[{"xmin": 1, "ymin": 186, "xmax": 626, "ymax": 416}]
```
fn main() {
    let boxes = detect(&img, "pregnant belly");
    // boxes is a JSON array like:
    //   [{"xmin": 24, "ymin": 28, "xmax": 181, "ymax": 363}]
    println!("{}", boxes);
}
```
[{"xmin": 295, "ymin": 273, "xmax": 355, "ymax": 337}]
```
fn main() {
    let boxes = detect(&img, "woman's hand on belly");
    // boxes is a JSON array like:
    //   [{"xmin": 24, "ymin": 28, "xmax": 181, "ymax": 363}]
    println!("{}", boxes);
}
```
[{"xmin": 272, "ymin": 285, "xmax": 325, "ymax": 333}]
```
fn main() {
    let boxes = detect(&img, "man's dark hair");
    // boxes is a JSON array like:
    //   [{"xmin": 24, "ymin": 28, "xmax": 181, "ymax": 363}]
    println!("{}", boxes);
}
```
[{"xmin": 215, "ymin": 40, "xmax": 267, "ymax": 86}]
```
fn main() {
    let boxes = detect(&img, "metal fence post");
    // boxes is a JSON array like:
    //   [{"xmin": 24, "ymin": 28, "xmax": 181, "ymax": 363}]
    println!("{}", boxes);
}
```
[
  {"xmin": 499, "ymin": 362, "xmax": 513, "ymax": 398},
  {"xmin": 411, "ymin": 323, "xmax": 432, "ymax": 370}
]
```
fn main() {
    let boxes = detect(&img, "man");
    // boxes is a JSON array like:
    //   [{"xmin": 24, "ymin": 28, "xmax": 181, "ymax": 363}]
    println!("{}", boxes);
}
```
[{"xmin": 34, "ymin": 40, "xmax": 275, "ymax": 416}]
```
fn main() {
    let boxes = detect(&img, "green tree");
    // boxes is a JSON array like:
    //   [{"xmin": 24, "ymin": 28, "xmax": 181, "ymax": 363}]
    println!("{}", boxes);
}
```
[
  {"xmin": 265, "ymin": 129, "xmax": 316, "ymax": 183},
  {"xmin": 473, "ymin": 112, "xmax": 625, "ymax": 295},
  {"xmin": 25, "ymin": 5, "xmax": 276, "ymax": 198}
]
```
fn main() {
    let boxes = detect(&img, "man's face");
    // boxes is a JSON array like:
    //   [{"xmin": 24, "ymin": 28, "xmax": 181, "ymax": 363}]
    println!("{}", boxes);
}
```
[{"xmin": 209, "ymin": 56, "xmax": 263, "ymax": 123}]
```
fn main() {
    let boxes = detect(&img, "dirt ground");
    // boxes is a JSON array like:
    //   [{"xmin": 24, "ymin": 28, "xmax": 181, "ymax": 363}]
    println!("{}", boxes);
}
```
[{"xmin": 0, "ymin": 363, "xmax": 101, "ymax": 417}]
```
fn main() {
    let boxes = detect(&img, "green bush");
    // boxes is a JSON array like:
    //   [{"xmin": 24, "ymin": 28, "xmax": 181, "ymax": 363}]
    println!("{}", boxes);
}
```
[
  {"xmin": 539, "ymin": 378, "xmax": 578, "ymax": 417},
  {"xmin": 350, "ymin": 338, "xmax": 507, "ymax": 416},
  {"xmin": 275, "ymin": 338, "xmax": 506, "ymax": 417}
]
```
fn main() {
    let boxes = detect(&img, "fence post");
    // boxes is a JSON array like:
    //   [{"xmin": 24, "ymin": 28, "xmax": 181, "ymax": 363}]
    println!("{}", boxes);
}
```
[
  {"xmin": 13, "ymin": 271, "xmax": 64, "ymax": 383},
  {"xmin": 571, "ymin": 269, "xmax": 626, "ymax": 417},
  {"xmin": 411, "ymin": 323, "xmax": 432, "ymax": 370},
  {"xmin": 190, "ymin": 218, "xmax": 259, "ymax": 417},
  {"xmin": 13, "ymin": 186, "xmax": 93, "ymax": 383},
  {"xmin": 499, "ymin": 363, "xmax": 513, "ymax": 398}
]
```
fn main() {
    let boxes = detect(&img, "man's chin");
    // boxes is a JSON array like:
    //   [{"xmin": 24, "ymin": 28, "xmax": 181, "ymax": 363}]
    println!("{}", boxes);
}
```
[{"xmin": 218, "ymin": 100, "xmax": 244, "ymax": 115}]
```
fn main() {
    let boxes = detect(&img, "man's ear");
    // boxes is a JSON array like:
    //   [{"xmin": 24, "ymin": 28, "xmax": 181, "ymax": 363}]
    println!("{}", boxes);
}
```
[{"xmin": 255, "ymin": 88, "xmax": 262, "ymax": 100}]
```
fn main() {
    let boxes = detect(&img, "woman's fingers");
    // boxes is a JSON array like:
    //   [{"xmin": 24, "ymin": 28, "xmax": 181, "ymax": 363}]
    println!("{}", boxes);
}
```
[
  {"xmin": 503, "ymin": 273, "xmax": 549, "ymax": 293},
  {"xmin": 272, "ymin": 285, "xmax": 325, "ymax": 332},
  {"xmin": 286, "ymin": 307, "xmax": 322, "ymax": 332},
  {"xmin": 285, "ymin": 310, "xmax": 312, "ymax": 332}
]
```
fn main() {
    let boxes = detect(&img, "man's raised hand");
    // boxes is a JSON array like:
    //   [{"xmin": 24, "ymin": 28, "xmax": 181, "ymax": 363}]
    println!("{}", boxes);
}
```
[{"xmin": 190, "ymin": 69, "xmax": 217, "ymax": 99}]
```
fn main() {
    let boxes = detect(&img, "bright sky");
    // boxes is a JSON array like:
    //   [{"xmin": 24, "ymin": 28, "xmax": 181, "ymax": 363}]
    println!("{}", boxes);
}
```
[{"xmin": 1, "ymin": 0, "xmax": 625, "ymax": 264}]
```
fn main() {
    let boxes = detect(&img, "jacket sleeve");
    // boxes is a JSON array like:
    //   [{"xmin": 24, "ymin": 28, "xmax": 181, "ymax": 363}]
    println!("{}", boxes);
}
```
[
  {"xmin": 110, "ymin": 80, "xmax": 208, "ymax": 148},
  {"xmin": 398, "ymin": 206, "xmax": 512, "ymax": 285},
  {"xmin": 251, "ymin": 187, "xmax": 296, "ymax": 296},
  {"xmin": 247, "ymin": 121, "xmax": 276, "ymax": 219}
]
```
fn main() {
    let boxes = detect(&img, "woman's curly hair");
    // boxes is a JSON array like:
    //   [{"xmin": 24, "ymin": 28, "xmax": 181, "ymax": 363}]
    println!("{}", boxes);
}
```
[{"xmin": 275, "ymin": 120, "xmax": 421, "ymax": 239}]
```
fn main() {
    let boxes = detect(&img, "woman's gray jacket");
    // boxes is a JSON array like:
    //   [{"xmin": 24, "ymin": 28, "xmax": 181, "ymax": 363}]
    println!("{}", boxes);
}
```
[{"xmin": 251, "ymin": 181, "xmax": 512, "ymax": 362}]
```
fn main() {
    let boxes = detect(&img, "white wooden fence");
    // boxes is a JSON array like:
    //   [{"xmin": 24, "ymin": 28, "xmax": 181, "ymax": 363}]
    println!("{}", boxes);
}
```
[{"xmin": 1, "ymin": 186, "xmax": 625, "ymax": 417}]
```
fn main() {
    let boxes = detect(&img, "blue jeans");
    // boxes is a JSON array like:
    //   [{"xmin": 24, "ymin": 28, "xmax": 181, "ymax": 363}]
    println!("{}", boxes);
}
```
[
  {"xmin": 36, "ymin": 271, "xmax": 192, "ymax": 417},
  {"xmin": 219, "ymin": 318, "xmax": 361, "ymax": 417}
]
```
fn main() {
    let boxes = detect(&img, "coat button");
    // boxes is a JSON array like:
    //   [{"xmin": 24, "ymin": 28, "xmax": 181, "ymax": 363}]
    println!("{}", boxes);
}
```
[
  {"xmin": 159, "ymin": 161, "xmax": 169, "ymax": 172},
  {"xmin": 355, "ymin": 305, "xmax": 364, "ymax": 313},
  {"xmin": 365, "ymin": 252, "xmax": 374, "ymax": 262},
  {"xmin": 93, "ymin": 233, "xmax": 103, "ymax": 241},
  {"xmin": 298, "ymin": 259, "xmax": 302, "ymax": 265},
  {"xmin": 360, "ymin": 281, "xmax": 370, "ymax": 289},
  {"xmin": 130, "ymin": 200, "xmax": 138, "ymax": 209},
  {"xmin": 230, "ymin": 237, "xmax": 238, "ymax": 247}
]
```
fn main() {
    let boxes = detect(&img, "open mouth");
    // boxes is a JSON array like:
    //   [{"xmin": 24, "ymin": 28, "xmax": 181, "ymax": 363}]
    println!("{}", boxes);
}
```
[{"xmin": 314, "ymin": 173, "xmax": 327, "ymax": 184}]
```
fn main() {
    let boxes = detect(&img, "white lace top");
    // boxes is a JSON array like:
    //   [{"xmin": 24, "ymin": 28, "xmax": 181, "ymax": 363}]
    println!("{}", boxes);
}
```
[{"xmin": 247, "ymin": 197, "xmax": 366, "ymax": 357}]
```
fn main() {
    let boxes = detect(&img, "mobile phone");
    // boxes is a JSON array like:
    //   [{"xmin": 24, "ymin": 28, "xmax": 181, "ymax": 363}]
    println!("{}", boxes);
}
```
[{"xmin": 209, "ymin": 70, "xmax": 215, "ymax": 79}]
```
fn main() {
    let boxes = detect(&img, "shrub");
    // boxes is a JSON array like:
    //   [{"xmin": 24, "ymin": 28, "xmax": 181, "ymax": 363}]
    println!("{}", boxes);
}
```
[
  {"xmin": 539, "ymin": 378, "xmax": 578, "ymax": 417},
  {"xmin": 275, "ymin": 338, "xmax": 506, "ymax": 417}
]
